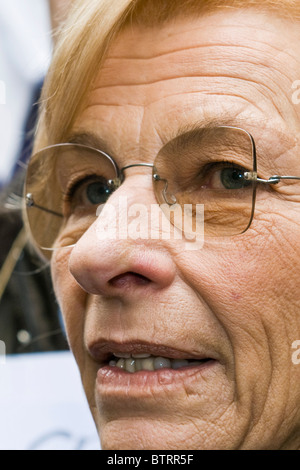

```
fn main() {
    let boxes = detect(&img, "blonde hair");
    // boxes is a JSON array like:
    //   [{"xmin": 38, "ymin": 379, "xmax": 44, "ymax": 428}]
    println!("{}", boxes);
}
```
[{"xmin": 35, "ymin": 0, "xmax": 300, "ymax": 150}]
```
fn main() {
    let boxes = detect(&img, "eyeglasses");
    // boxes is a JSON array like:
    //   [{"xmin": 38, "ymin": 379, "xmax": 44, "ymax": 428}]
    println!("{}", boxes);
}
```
[{"xmin": 24, "ymin": 125, "xmax": 300, "ymax": 257}]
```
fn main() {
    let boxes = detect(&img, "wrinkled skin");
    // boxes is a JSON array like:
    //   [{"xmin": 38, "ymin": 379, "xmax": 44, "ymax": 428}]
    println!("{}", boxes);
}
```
[{"xmin": 51, "ymin": 9, "xmax": 300, "ymax": 449}]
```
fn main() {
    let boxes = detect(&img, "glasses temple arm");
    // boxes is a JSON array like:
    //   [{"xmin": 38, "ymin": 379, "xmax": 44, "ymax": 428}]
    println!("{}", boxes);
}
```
[
  {"xmin": 244, "ymin": 173, "xmax": 300, "ymax": 185},
  {"xmin": 26, "ymin": 193, "xmax": 63, "ymax": 218}
]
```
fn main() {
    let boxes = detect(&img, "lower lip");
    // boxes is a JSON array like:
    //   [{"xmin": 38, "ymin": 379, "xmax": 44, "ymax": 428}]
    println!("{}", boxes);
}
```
[{"xmin": 96, "ymin": 360, "xmax": 217, "ymax": 397}]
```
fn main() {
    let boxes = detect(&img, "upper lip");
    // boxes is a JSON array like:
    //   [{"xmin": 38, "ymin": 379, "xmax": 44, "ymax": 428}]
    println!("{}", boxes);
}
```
[{"xmin": 87, "ymin": 339, "xmax": 218, "ymax": 365}]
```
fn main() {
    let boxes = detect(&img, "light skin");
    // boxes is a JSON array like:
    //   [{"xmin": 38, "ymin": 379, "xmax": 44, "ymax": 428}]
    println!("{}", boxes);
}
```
[{"xmin": 51, "ymin": 9, "xmax": 300, "ymax": 449}]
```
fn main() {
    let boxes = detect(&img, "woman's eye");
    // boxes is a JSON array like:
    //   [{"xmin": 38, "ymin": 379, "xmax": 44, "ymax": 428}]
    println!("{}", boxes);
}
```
[
  {"xmin": 219, "ymin": 167, "xmax": 251, "ymax": 189},
  {"xmin": 65, "ymin": 176, "xmax": 113, "ymax": 214},
  {"xmin": 85, "ymin": 181, "xmax": 112, "ymax": 204},
  {"xmin": 202, "ymin": 164, "xmax": 251, "ymax": 190}
]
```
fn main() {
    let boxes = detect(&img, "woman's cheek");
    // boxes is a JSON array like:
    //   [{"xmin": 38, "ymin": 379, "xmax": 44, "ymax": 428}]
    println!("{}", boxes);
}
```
[{"xmin": 51, "ymin": 251, "xmax": 86, "ymax": 351}]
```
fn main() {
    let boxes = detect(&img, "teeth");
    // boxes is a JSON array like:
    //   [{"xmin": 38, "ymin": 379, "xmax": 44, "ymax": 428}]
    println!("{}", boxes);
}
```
[
  {"xmin": 154, "ymin": 357, "xmax": 171, "ymax": 369},
  {"xmin": 113, "ymin": 352, "xmax": 151, "ymax": 359},
  {"xmin": 140, "ymin": 357, "xmax": 155, "ymax": 371},
  {"xmin": 109, "ymin": 354, "xmax": 207, "ymax": 373},
  {"xmin": 171, "ymin": 359, "xmax": 189, "ymax": 370},
  {"xmin": 113, "ymin": 352, "xmax": 131, "ymax": 358},
  {"xmin": 125, "ymin": 358, "xmax": 136, "ymax": 373},
  {"xmin": 132, "ymin": 353, "xmax": 151, "ymax": 358},
  {"xmin": 116, "ymin": 358, "xmax": 125, "ymax": 369},
  {"xmin": 135, "ymin": 359, "xmax": 143, "ymax": 372}
]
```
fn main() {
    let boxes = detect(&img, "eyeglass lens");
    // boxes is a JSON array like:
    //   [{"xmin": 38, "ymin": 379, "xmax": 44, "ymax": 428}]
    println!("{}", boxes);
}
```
[
  {"xmin": 25, "ymin": 127, "xmax": 256, "ymax": 255},
  {"xmin": 153, "ymin": 126, "xmax": 256, "ymax": 238}
]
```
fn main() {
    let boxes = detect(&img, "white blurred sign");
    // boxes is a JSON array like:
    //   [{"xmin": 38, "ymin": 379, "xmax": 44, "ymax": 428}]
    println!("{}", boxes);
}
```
[{"xmin": 0, "ymin": 351, "xmax": 100, "ymax": 450}]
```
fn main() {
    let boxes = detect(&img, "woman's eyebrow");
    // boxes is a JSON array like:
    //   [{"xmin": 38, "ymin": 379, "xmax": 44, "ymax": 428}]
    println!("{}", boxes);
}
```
[
  {"xmin": 67, "ymin": 131, "xmax": 113, "ymax": 155},
  {"xmin": 67, "ymin": 121, "xmax": 296, "ymax": 163},
  {"xmin": 174, "ymin": 119, "xmax": 297, "ymax": 159},
  {"xmin": 167, "ymin": 118, "xmax": 247, "ymax": 148},
  {"xmin": 174, "ymin": 116, "xmax": 242, "ymax": 137},
  {"xmin": 68, "ymin": 115, "xmax": 240, "ymax": 148}
]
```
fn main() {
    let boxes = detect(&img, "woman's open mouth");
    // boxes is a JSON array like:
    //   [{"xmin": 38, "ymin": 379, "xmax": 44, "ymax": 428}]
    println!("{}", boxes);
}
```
[
  {"xmin": 91, "ymin": 342, "xmax": 221, "ymax": 399},
  {"xmin": 108, "ymin": 353, "xmax": 212, "ymax": 373}
]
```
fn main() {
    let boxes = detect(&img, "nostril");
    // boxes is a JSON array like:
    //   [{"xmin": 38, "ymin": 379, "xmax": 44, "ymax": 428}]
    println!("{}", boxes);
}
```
[{"xmin": 109, "ymin": 272, "xmax": 151, "ymax": 289}]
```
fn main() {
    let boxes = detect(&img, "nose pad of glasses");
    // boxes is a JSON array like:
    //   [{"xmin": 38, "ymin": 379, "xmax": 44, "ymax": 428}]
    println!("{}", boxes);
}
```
[
  {"xmin": 163, "ymin": 188, "xmax": 177, "ymax": 206},
  {"xmin": 163, "ymin": 186, "xmax": 177, "ymax": 205},
  {"xmin": 153, "ymin": 173, "xmax": 177, "ymax": 205}
]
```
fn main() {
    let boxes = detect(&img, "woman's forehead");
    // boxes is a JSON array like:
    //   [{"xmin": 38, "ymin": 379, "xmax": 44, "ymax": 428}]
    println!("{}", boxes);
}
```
[{"xmin": 72, "ymin": 11, "xmax": 300, "ymax": 163}]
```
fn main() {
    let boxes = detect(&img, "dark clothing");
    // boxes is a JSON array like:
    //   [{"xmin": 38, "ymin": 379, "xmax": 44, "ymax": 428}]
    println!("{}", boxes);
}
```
[
  {"xmin": 0, "ymin": 208, "xmax": 68, "ymax": 354},
  {"xmin": 0, "ymin": 81, "xmax": 68, "ymax": 354},
  {"xmin": 0, "ymin": 84, "xmax": 68, "ymax": 354}
]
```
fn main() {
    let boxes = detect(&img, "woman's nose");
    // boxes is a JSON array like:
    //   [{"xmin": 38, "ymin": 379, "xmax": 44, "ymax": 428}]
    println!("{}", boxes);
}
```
[{"xmin": 68, "ymin": 175, "xmax": 176, "ymax": 297}]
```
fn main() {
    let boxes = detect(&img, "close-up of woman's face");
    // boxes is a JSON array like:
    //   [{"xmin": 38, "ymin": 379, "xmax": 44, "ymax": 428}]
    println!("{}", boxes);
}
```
[{"xmin": 49, "ymin": 7, "xmax": 300, "ymax": 449}]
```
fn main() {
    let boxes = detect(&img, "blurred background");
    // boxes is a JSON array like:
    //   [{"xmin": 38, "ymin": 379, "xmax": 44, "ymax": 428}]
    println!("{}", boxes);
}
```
[
  {"xmin": 0, "ymin": 0, "xmax": 50, "ymax": 188},
  {"xmin": 0, "ymin": 0, "xmax": 99, "ymax": 449}
]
